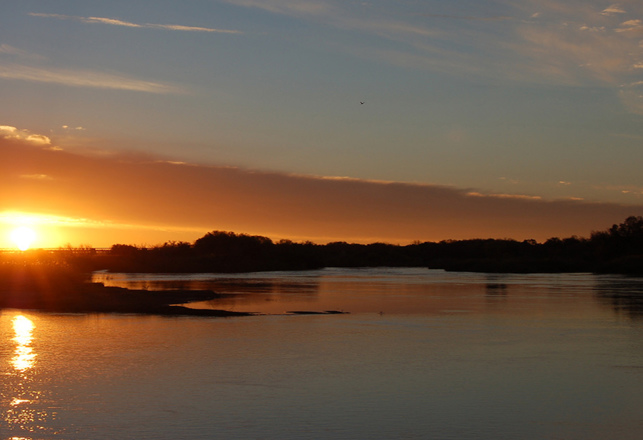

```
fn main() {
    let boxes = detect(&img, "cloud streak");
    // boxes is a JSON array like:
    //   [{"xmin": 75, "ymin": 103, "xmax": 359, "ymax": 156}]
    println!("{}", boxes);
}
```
[
  {"xmin": 220, "ymin": 0, "xmax": 331, "ymax": 17},
  {"xmin": 0, "ymin": 63, "xmax": 181, "ymax": 93},
  {"xmin": 1, "ymin": 136, "xmax": 641, "ymax": 246},
  {"xmin": 0, "ymin": 210, "xmax": 202, "ymax": 232},
  {"xmin": 29, "ymin": 12, "xmax": 242, "ymax": 34}
]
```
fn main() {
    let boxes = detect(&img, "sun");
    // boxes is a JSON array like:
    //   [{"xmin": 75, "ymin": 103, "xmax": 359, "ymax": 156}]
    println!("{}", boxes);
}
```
[{"xmin": 10, "ymin": 226, "xmax": 37, "ymax": 251}]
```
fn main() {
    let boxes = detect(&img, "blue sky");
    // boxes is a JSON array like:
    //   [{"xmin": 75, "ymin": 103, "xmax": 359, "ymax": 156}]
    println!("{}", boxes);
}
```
[{"xmin": 1, "ymin": 1, "xmax": 643, "ymax": 246}]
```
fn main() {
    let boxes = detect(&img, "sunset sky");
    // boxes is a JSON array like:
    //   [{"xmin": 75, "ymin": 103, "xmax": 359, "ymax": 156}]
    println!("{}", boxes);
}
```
[{"xmin": 1, "ymin": 0, "xmax": 643, "ymax": 248}]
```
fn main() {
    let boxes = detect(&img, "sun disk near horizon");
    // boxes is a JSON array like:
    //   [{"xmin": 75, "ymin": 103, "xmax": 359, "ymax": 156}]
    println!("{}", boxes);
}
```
[{"xmin": 9, "ymin": 226, "xmax": 37, "ymax": 251}]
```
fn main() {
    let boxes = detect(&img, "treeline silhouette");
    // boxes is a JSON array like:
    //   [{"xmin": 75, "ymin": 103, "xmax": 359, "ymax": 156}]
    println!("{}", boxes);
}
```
[{"xmin": 76, "ymin": 216, "xmax": 643, "ymax": 274}]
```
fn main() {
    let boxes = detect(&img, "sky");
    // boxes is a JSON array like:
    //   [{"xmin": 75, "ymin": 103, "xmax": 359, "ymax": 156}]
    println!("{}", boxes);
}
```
[{"xmin": 1, "ymin": 0, "xmax": 643, "ymax": 248}]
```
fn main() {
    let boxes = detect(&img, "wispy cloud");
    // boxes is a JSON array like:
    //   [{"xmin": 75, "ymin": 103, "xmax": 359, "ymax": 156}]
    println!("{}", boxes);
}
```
[
  {"xmin": 224, "ymin": 0, "xmax": 643, "ymax": 113},
  {"xmin": 224, "ymin": 0, "xmax": 442, "ymax": 39},
  {"xmin": 220, "ymin": 0, "xmax": 331, "ymax": 17},
  {"xmin": 601, "ymin": 4, "xmax": 627, "ymax": 16},
  {"xmin": 19, "ymin": 174, "xmax": 53, "ymax": 181},
  {"xmin": 0, "ymin": 63, "xmax": 181, "ymax": 93},
  {"xmin": 616, "ymin": 18, "xmax": 643, "ymax": 34},
  {"xmin": 29, "ymin": 12, "xmax": 242, "ymax": 34},
  {"xmin": 466, "ymin": 191, "xmax": 542, "ymax": 201},
  {"xmin": 0, "ymin": 44, "xmax": 45, "ymax": 60},
  {"xmin": 491, "ymin": 1, "xmax": 643, "ymax": 82},
  {"xmin": 0, "ymin": 125, "xmax": 51, "ymax": 146},
  {"xmin": 416, "ymin": 13, "xmax": 513, "ymax": 22},
  {"xmin": 0, "ymin": 44, "xmax": 24, "ymax": 55}
]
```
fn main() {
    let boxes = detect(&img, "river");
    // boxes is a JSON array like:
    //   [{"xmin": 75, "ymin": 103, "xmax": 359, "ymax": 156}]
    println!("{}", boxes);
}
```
[{"xmin": 2, "ymin": 268, "xmax": 643, "ymax": 439}]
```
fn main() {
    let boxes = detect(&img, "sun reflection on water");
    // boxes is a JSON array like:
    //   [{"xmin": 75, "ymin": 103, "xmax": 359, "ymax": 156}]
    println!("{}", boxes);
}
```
[
  {"xmin": 2, "ymin": 314, "xmax": 58, "ymax": 436},
  {"xmin": 12, "ymin": 315, "xmax": 36, "ymax": 372}
]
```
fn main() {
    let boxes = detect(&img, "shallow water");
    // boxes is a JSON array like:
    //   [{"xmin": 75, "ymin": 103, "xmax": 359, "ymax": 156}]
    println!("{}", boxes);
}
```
[{"xmin": 2, "ymin": 268, "xmax": 643, "ymax": 439}]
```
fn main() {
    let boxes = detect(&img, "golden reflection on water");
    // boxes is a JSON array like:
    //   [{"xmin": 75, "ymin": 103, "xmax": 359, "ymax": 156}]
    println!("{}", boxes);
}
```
[
  {"xmin": 3, "ymin": 314, "xmax": 55, "ymax": 437},
  {"xmin": 12, "ymin": 315, "xmax": 36, "ymax": 371}
]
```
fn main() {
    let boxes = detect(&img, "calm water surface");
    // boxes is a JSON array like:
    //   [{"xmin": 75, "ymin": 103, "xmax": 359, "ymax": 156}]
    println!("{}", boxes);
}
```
[{"xmin": 2, "ymin": 268, "xmax": 643, "ymax": 439}]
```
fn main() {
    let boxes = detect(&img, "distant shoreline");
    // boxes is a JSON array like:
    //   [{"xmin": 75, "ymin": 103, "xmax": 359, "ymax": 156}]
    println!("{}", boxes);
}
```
[
  {"xmin": 2, "ymin": 216, "xmax": 642, "ymax": 315},
  {"xmin": 56, "ymin": 216, "xmax": 642, "ymax": 276}
]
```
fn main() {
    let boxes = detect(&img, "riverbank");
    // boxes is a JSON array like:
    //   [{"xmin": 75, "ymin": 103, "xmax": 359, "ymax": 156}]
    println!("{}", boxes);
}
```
[
  {"xmin": 0, "ymin": 281, "xmax": 254, "ymax": 316},
  {"xmin": 0, "ymin": 263, "xmax": 254, "ymax": 316}
]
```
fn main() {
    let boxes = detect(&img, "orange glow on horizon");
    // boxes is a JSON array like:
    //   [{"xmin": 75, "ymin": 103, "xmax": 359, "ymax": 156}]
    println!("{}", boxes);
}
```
[
  {"xmin": 0, "ymin": 212, "xmax": 67, "ymax": 249},
  {"xmin": 3, "ymin": 135, "xmax": 642, "ymax": 247},
  {"xmin": 0, "ymin": 210, "xmax": 208, "ymax": 249}
]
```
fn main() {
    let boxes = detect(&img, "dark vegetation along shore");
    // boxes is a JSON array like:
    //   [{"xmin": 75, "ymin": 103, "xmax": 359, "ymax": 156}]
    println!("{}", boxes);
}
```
[
  {"xmin": 83, "ymin": 215, "xmax": 643, "ymax": 275},
  {"xmin": 0, "ymin": 262, "xmax": 253, "ymax": 316},
  {"xmin": 1, "ymin": 216, "xmax": 642, "ymax": 316}
]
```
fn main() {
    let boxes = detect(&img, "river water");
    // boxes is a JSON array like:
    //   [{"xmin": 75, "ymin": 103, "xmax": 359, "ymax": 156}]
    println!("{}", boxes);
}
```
[{"xmin": 2, "ymin": 268, "xmax": 643, "ymax": 439}]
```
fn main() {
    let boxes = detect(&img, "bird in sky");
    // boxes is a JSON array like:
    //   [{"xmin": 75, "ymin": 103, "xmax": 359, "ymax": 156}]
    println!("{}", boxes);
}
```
[{"xmin": 360, "ymin": 101, "xmax": 365, "ymax": 105}]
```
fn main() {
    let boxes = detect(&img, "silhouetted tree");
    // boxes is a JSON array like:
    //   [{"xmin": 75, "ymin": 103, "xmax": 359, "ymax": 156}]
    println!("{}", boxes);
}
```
[{"xmin": 110, "ymin": 244, "xmax": 139, "ymax": 256}]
